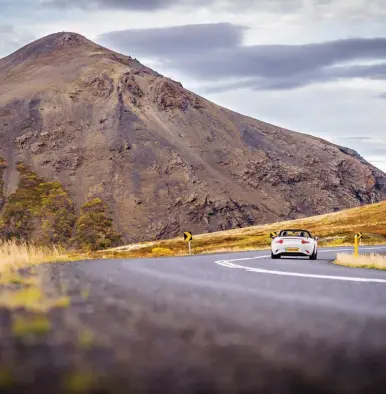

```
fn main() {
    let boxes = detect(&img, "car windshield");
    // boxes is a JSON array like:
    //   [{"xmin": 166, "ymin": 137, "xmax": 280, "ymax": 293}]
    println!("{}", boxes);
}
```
[{"xmin": 279, "ymin": 230, "xmax": 311, "ymax": 238}]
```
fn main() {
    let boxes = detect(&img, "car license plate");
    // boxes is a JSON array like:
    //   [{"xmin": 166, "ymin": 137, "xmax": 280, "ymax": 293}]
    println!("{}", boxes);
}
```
[{"xmin": 286, "ymin": 248, "xmax": 299, "ymax": 252}]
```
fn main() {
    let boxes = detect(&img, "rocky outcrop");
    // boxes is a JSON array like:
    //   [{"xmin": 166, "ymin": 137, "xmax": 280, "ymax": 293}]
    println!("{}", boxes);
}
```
[
  {"xmin": 151, "ymin": 78, "xmax": 202, "ymax": 111},
  {"xmin": 0, "ymin": 32, "xmax": 385, "ymax": 243}
]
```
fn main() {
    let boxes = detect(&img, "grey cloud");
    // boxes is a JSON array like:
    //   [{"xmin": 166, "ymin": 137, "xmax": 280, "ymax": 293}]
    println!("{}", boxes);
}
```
[
  {"xmin": 100, "ymin": 23, "xmax": 245, "ymax": 57},
  {"xmin": 204, "ymin": 63, "xmax": 386, "ymax": 92},
  {"xmin": 175, "ymin": 39, "xmax": 386, "ymax": 80},
  {"xmin": 39, "ymin": 0, "xmax": 289, "ymax": 11},
  {"xmin": 100, "ymin": 24, "xmax": 386, "ymax": 91},
  {"xmin": 247, "ymin": 62, "xmax": 386, "ymax": 91},
  {"xmin": 41, "ymin": 0, "xmax": 177, "ymax": 10},
  {"xmin": 40, "ymin": 0, "xmax": 386, "ymax": 18}
]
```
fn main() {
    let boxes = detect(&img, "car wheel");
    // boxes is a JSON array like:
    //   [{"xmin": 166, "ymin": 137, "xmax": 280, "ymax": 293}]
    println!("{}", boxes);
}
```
[
  {"xmin": 309, "ymin": 249, "xmax": 317, "ymax": 260},
  {"xmin": 271, "ymin": 252, "xmax": 280, "ymax": 259}
]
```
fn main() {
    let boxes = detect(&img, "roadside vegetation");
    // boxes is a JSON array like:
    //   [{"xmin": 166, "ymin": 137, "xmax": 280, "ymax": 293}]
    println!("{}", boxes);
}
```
[
  {"xmin": 0, "ymin": 160, "xmax": 122, "ymax": 255},
  {"xmin": 0, "ymin": 240, "xmax": 75, "ymax": 275},
  {"xmin": 100, "ymin": 201, "xmax": 386, "ymax": 259},
  {"xmin": 335, "ymin": 253, "xmax": 386, "ymax": 270},
  {"xmin": 73, "ymin": 198, "xmax": 122, "ymax": 251}
]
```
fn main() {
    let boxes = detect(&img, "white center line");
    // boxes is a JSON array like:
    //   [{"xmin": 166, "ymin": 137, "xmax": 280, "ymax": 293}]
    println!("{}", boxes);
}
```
[{"xmin": 214, "ymin": 246, "xmax": 386, "ymax": 283}]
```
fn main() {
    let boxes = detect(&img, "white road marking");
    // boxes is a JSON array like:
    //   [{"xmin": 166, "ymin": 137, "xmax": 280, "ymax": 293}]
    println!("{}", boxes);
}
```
[{"xmin": 214, "ymin": 246, "xmax": 386, "ymax": 283}]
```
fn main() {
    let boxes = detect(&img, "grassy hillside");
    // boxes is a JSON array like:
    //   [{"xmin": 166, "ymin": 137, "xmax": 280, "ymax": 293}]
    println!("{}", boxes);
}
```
[{"xmin": 99, "ymin": 202, "xmax": 386, "ymax": 258}]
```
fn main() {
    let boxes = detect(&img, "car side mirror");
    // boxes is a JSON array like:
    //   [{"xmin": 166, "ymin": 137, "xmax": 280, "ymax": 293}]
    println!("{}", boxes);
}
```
[{"xmin": 315, "ymin": 237, "xmax": 319, "ymax": 241}]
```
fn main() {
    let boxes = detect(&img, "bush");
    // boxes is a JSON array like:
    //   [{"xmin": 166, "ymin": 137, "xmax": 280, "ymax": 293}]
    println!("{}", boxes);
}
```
[
  {"xmin": 151, "ymin": 247, "xmax": 173, "ymax": 257},
  {"xmin": 40, "ymin": 185, "xmax": 77, "ymax": 245},
  {"xmin": 0, "ymin": 163, "xmax": 122, "ymax": 252},
  {"xmin": 72, "ymin": 198, "xmax": 122, "ymax": 251},
  {"xmin": 0, "ymin": 163, "xmax": 76, "ymax": 244}
]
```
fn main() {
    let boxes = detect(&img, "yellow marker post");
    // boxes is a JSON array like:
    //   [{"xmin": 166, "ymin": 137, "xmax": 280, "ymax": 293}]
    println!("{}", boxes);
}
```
[
  {"xmin": 354, "ymin": 233, "xmax": 363, "ymax": 257},
  {"xmin": 354, "ymin": 235, "xmax": 358, "ymax": 257}
]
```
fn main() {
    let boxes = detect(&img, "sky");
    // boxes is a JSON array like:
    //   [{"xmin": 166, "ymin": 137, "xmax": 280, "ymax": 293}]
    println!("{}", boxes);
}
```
[{"xmin": 1, "ymin": 0, "xmax": 386, "ymax": 172}]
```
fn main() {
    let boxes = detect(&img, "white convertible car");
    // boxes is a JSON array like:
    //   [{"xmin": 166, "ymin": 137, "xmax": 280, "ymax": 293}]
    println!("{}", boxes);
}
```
[{"xmin": 271, "ymin": 229, "xmax": 318, "ymax": 260}]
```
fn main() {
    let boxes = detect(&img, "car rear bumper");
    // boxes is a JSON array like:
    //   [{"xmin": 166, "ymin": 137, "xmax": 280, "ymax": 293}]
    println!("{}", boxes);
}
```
[
  {"xmin": 272, "ymin": 247, "xmax": 313, "ymax": 256},
  {"xmin": 279, "ymin": 252, "xmax": 311, "ymax": 257}
]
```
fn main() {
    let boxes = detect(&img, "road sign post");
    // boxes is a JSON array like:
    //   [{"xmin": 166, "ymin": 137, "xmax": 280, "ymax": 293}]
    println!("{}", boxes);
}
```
[
  {"xmin": 184, "ymin": 232, "xmax": 193, "ymax": 255},
  {"xmin": 354, "ymin": 233, "xmax": 363, "ymax": 257}
]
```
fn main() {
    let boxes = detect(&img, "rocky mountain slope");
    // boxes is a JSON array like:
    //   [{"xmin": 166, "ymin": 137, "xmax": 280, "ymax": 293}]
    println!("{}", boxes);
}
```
[{"xmin": 1, "ymin": 32, "xmax": 385, "ymax": 243}]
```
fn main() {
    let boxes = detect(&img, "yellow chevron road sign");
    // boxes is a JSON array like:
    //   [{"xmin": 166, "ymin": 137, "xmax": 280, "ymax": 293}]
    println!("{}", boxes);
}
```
[{"xmin": 184, "ymin": 232, "xmax": 193, "ymax": 242}]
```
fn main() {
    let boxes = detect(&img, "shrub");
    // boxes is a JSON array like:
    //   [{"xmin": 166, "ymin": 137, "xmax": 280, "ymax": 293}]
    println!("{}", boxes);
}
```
[
  {"xmin": 40, "ymin": 184, "xmax": 76, "ymax": 245},
  {"xmin": 72, "ymin": 198, "xmax": 122, "ymax": 251},
  {"xmin": 0, "ymin": 163, "xmax": 76, "ymax": 244},
  {"xmin": 151, "ymin": 247, "xmax": 173, "ymax": 256}
]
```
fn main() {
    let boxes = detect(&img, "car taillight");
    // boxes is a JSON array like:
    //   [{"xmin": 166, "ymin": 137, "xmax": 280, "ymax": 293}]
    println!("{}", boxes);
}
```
[
  {"xmin": 276, "ymin": 239, "xmax": 284, "ymax": 244},
  {"xmin": 301, "ymin": 240, "xmax": 310, "ymax": 244}
]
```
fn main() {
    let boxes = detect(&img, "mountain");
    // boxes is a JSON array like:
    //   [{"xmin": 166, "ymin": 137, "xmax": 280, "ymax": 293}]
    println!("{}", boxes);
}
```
[{"xmin": 1, "ymin": 32, "xmax": 385, "ymax": 243}]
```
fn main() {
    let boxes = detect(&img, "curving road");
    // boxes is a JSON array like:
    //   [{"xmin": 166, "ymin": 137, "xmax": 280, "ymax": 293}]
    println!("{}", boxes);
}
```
[
  {"xmin": 4, "ymin": 245, "xmax": 386, "ymax": 393},
  {"xmin": 69, "ymin": 245, "xmax": 386, "ymax": 393}
]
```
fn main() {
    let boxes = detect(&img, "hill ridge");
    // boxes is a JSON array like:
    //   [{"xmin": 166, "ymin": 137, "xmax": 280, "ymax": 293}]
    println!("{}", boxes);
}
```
[{"xmin": 0, "ymin": 32, "xmax": 385, "ymax": 243}]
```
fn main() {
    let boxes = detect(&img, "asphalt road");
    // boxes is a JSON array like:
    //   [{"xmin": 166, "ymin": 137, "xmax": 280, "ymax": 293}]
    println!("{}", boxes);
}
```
[{"xmin": 3, "ymin": 245, "xmax": 386, "ymax": 393}]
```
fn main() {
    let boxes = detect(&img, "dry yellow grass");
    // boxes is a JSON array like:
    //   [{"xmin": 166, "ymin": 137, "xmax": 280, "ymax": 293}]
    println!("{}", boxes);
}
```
[
  {"xmin": 0, "ymin": 240, "xmax": 75, "ymax": 274},
  {"xmin": 101, "ymin": 201, "xmax": 386, "ymax": 258},
  {"xmin": 0, "ymin": 241, "xmax": 78, "ymax": 313},
  {"xmin": 335, "ymin": 253, "xmax": 386, "ymax": 270}
]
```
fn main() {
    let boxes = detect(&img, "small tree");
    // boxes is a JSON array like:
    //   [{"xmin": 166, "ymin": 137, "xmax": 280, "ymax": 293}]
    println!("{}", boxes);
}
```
[{"xmin": 72, "ymin": 198, "xmax": 122, "ymax": 251}]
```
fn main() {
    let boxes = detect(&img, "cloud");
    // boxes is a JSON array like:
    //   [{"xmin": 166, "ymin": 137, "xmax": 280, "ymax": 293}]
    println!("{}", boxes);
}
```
[
  {"xmin": 0, "ymin": 25, "xmax": 35, "ymax": 58},
  {"xmin": 380, "ymin": 92, "xmax": 386, "ymax": 99},
  {"xmin": 39, "ymin": 0, "xmax": 386, "ymax": 20},
  {"xmin": 100, "ymin": 24, "xmax": 386, "ymax": 91},
  {"xmin": 40, "ymin": 0, "xmax": 301, "ymax": 12},
  {"xmin": 41, "ymin": 0, "xmax": 178, "ymax": 11},
  {"xmin": 100, "ymin": 23, "xmax": 246, "ymax": 57}
]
